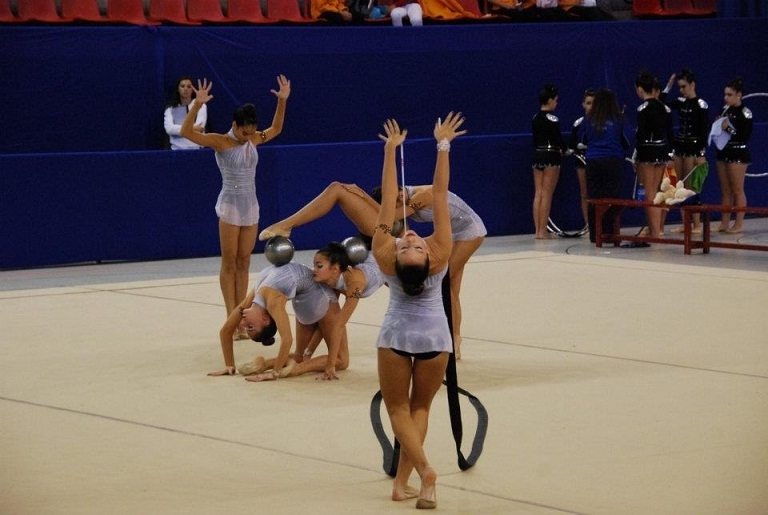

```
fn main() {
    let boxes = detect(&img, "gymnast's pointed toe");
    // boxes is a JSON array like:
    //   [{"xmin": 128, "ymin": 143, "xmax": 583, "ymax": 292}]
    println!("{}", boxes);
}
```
[
  {"xmin": 259, "ymin": 227, "xmax": 291, "ymax": 241},
  {"xmin": 238, "ymin": 356, "xmax": 266, "ymax": 376}
]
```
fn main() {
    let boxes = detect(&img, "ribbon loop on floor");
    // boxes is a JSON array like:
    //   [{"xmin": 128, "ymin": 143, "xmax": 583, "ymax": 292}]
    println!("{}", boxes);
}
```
[{"xmin": 370, "ymin": 271, "xmax": 488, "ymax": 477}]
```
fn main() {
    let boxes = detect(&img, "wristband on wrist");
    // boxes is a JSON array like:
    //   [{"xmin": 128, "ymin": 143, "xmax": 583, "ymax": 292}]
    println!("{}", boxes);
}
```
[{"xmin": 437, "ymin": 138, "xmax": 450, "ymax": 152}]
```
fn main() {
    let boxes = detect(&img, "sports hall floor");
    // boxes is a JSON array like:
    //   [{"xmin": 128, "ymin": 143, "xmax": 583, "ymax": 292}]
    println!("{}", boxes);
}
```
[{"xmin": 2, "ymin": 220, "xmax": 768, "ymax": 515}]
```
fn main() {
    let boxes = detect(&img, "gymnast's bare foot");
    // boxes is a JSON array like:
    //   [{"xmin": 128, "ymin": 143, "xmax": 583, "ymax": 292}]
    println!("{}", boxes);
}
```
[
  {"xmin": 258, "ymin": 225, "xmax": 291, "ymax": 241},
  {"xmin": 716, "ymin": 224, "xmax": 728, "ymax": 232},
  {"xmin": 416, "ymin": 467, "xmax": 437, "ymax": 509},
  {"xmin": 726, "ymin": 226, "xmax": 743, "ymax": 234},
  {"xmin": 535, "ymin": 233, "xmax": 555, "ymax": 240},
  {"xmin": 238, "ymin": 356, "xmax": 266, "ymax": 376},
  {"xmin": 392, "ymin": 484, "xmax": 418, "ymax": 501},
  {"xmin": 244, "ymin": 370, "xmax": 278, "ymax": 382}
]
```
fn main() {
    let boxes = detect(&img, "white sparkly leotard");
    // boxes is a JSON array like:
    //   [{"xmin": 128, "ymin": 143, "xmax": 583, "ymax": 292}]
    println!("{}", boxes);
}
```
[
  {"xmin": 253, "ymin": 263, "xmax": 337, "ymax": 325},
  {"xmin": 404, "ymin": 186, "xmax": 487, "ymax": 241},
  {"xmin": 375, "ymin": 266, "xmax": 452, "ymax": 354},
  {"xmin": 214, "ymin": 129, "xmax": 260, "ymax": 226},
  {"xmin": 333, "ymin": 253, "xmax": 385, "ymax": 298}
]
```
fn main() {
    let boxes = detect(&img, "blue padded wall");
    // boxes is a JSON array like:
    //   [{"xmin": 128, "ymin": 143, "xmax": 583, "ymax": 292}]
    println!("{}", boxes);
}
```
[{"xmin": 1, "ymin": 19, "xmax": 767, "ymax": 268}]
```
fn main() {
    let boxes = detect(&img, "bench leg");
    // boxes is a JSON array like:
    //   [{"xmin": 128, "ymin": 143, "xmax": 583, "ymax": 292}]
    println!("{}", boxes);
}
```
[
  {"xmin": 702, "ymin": 211, "xmax": 711, "ymax": 254},
  {"xmin": 610, "ymin": 207, "xmax": 623, "ymax": 245},
  {"xmin": 595, "ymin": 204, "xmax": 606, "ymax": 247}
]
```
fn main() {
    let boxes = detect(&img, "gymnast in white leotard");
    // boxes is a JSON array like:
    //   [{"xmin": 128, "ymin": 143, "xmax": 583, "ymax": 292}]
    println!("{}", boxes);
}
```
[
  {"xmin": 208, "ymin": 262, "xmax": 348, "ymax": 383},
  {"xmin": 180, "ymin": 75, "xmax": 291, "ymax": 337},
  {"xmin": 259, "ymin": 180, "xmax": 485, "ymax": 357},
  {"xmin": 297, "ymin": 242, "xmax": 386, "ymax": 377},
  {"xmin": 371, "ymin": 113, "xmax": 466, "ymax": 510}
]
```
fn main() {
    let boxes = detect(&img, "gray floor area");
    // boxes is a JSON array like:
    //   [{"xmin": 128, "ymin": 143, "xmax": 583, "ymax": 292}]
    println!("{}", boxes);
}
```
[
  {"xmin": 2, "ymin": 223, "xmax": 768, "ymax": 514},
  {"xmin": 4, "ymin": 220, "xmax": 768, "ymax": 291}
]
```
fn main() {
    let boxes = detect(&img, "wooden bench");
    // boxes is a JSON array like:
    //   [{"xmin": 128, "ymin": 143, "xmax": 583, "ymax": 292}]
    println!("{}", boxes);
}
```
[
  {"xmin": 588, "ymin": 198, "xmax": 685, "ymax": 249},
  {"xmin": 588, "ymin": 198, "xmax": 768, "ymax": 254},
  {"xmin": 681, "ymin": 204, "xmax": 768, "ymax": 254}
]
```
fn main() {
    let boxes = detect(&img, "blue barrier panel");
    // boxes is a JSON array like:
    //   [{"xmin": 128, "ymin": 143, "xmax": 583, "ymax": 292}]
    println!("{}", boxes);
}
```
[{"xmin": 2, "ymin": 20, "xmax": 767, "ymax": 268}]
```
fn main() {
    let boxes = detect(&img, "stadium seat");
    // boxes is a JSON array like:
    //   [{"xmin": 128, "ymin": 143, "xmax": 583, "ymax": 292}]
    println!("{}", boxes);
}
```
[
  {"xmin": 661, "ymin": 0, "xmax": 694, "ymax": 15},
  {"xmin": 149, "ymin": 0, "xmax": 200, "ymax": 24},
  {"xmin": 227, "ymin": 0, "xmax": 271, "ymax": 23},
  {"xmin": 457, "ymin": 0, "xmax": 482, "ymax": 17},
  {"xmin": 106, "ymin": 0, "xmax": 159, "ymax": 23},
  {"xmin": 633, "ymin": 0, "xmax": 705, "ymax": 16},
  {"xmin": 632, "ymin": 0, "xmax": 663, "ymax": 17},
  {"xmin": 187, "ymin": 0, "xmax": 230, "ymax": 22},
  {"xmin": 61, "ymin": 0, "xmax": 104, "ymax": 22},
  {"xmin": 691, "ymin": 0, "xmax": 716, "ymax": 15},
  {"xmin": 17, "ymin": 0, "xmax": 70, "ymax": 22},
  {"xmin": 266, "ymin": 0, "xmax": 316, "ymax": 22},
  {"xmin": 0, "ymin": 0, "xmax": 19, "ymax": 22}
]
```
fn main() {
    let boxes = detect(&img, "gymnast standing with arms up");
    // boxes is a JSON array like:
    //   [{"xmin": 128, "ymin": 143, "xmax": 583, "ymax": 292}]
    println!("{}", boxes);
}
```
[
  {"xmin": 259, "ymin": 181, "xmax": 485, "ymax": 359},
  {"xmin": 181, "ymin": 76, "xmax": 291, "ymax": 337},
  {"xmin": 372, "ymin": 113, "xmax": 466, "ymax": 509}
]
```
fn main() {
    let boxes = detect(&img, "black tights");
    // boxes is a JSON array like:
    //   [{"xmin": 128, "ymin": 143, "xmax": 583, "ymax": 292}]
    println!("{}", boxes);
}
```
[{"xmin": 586, "ymin": 157, "xmax": 624, "ymax": 243}]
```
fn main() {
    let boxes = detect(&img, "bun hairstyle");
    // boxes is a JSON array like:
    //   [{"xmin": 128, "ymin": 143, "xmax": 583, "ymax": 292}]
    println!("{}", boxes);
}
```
[
  {"xmin": 635, "ymin": 69, "xmax": 656, "ymax": 93},
  {"xmin": 251, "ymin": 317, "xmax": 277, "ymax": 346},
  {"xmin": 538, "ymin": 83, "xmax": 558, "ymax": 105},
  {"xmin": 726, "ymin": 76, "xmax": 745, "ymax": 94},
  {"xmin": 395, "ymin": 257, "xmax": 430, "ymax": 297},
  {"xmin": 233, "ymin": 103, "xmax": 258, "ymax": 127},
  {"xmin": 370, "ymin": 185, "xmax": 382, "ymax": 203},
  {"xmin": 652, "ymin": 75, "xmax": 662, "ymax": 93},
  {"xmin": 316, "ymin": 241, "xmax": 352, "ymax": 271},
  {"xmin": 678, "ymin": 67, "xmax": 696, "ymax": 84},
  {"xmin": 356, "ymin": 232, "xmax": 373, "ymax": 251}
]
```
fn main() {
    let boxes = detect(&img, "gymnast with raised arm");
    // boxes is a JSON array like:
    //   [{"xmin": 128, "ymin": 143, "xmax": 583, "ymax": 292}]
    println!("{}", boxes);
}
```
[
  {"xmin": 180, "ymin": 75, "xmax": 290, "ymax": 340},
  {"xmin": 372, "ymin": 113, "xmax": 466, "ymax": 510},
  {"xmin": 258, "ymin": 180, "xmax": 485, "ymax": 359}
]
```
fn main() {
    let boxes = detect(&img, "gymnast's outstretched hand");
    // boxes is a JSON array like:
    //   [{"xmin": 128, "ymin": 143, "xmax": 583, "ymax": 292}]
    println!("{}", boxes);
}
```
[
  {"xmin": 434, "ymin": 111, "xmax": 467, "ymax": 143},
  {"xmin": 271, "ymin": 74, "xmax": 291, "ymax": 100},
  {"xmin": 378, "ymin": 118, "xmax": 407, "ymax": 147},
  {"xmin": 207, "ymin": 365, "xmax": 236, "ymax": 376},
  {"xmin": 316, "ymin": 365, "xmax": 339, "ymax": 381},
  {"xmin": 193, "ymin": 78, "xmax": 214, "ymax": 105}
]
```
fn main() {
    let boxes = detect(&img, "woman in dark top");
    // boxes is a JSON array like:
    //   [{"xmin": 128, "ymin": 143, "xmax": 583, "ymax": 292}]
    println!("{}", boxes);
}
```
[
  {"xmin": 662, "ymin": 68, "xmax": 710, "ymax": 233},
  {"xmin": 581, "ymin": 88, "xmax": 630, "ymax": 242},
  {"xmin": 531, "ymin": 83, "xmax": 566, "ymax": 239},
  {"xmin": 715, "ymin": 77, "xmax": 753, "ymax": 234},
  {"xmin": 634, "ymin": 70, "xmax": 672, "ymax": 238}
]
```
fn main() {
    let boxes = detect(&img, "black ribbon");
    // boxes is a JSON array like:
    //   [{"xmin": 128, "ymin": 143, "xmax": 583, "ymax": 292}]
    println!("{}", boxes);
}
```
[{"xmin": 370, "ymin": 270, "xmax": 488, "ymax": 476}]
